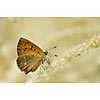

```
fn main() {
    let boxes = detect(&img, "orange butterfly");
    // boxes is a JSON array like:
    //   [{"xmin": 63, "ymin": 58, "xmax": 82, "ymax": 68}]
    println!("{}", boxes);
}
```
[{"xmin": 16, "ymin": 37, "xmax": 56, "ymax": 74}]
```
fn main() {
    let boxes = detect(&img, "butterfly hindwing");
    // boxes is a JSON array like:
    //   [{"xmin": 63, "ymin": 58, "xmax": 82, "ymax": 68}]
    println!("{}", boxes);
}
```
[
  {"xmin": 17, "ymin": 53, "xmax": 42, "ymax": 74},
  {"xmin": 17, "ymin": 37, "xmax": 45, "ymax": 57}
]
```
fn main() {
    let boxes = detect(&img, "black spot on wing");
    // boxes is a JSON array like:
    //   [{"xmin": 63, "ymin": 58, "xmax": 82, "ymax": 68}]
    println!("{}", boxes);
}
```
[
  {"xmin": 27, "ymin": 41, "xmax": 29, "ymax": 44},
  {"xmin": 30, "ymin": 46, "xmax": 33, "ymax": 50},
  {"xmin": 17, "ymin": 48, "xmax": 20, "ymax": 50},
  {"xmin": 34, "ymin": 48, "xmax": 36, "ymax": 51},
  {"xmin": 24, "ymin": 47, "xmax": 27, "ymax": 52},
  {"xmin": 24, "ymin": 43, "xmax": 27, "ymax": 46},
  {"xmin": 38, "ymin": 51, "xmax": 39, "ymax": 54}
]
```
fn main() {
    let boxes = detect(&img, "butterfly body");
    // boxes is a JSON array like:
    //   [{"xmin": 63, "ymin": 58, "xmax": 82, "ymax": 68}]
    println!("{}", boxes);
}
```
[{"xmin": 16, "ymin": 38, "xmax": 46, "ymax": 74}]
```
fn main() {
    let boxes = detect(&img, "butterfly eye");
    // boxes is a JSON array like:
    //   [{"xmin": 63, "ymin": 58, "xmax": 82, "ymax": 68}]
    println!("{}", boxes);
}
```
[{"xmin": 44, "ymin": 51, "xmax": 48, "ymax": 55}]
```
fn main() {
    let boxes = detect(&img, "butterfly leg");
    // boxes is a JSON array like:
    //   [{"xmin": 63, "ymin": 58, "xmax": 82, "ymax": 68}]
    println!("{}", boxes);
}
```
[
  {"xmin": 42, "ymin": 58, "xmax": 45, "ymax": 64},
  {"xmin": 40, "ymin": 63, "xmax": 45, "ymax": 71},
  {"xmin": 41, "ymin": 57, "xmax": 50, "ymax": 71},
  {"xmin": 46, "ymin": 57, "xmax": 50, "ymax": 65},
  {"xmin": 41, "ymin": 65, "xmax": 45, "ymax": 70},
  {"xmin": 41, "ymin": 59, "xmax": 45, "ymax": 70}
]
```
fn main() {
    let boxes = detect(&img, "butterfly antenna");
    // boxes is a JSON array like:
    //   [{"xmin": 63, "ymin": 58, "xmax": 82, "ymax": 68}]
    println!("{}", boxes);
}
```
[
  {"xmin": 46, "ymin": 46, "xmax": 57, "ymax": 51},
  {"xmin": 44, "ymin": 46, "xmax": 57, "ymax": 56}
]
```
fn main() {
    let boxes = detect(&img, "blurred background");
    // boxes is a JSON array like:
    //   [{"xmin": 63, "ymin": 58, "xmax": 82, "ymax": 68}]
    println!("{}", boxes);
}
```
[{"xmin": 0, "ymin": 17, "xmax": 100, "ymax": 83}]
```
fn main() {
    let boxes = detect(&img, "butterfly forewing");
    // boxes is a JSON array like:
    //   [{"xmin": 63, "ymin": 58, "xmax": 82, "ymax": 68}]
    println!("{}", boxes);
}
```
[{"xmin": 17, "ymin": 38, "xmax": 45, "ymax": 57}]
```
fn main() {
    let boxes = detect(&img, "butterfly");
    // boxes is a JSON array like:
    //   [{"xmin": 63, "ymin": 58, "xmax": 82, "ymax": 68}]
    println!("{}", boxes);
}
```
[{"xmin": 16, "ymin": 37, "xmax": 56, "ymax": 74}]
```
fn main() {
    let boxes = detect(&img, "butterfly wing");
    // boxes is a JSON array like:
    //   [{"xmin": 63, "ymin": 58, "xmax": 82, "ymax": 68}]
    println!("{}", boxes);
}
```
[
  {"xmin": 17, "ymin": 37, "xmax": 45, "ymax": 57},
  {"xmin": 17, "ymin": 53, "xmax": 42, "ymax": 74},
  {"xmin": 17, "ymin": 37, "xmax": 46, "ymax": 74}
]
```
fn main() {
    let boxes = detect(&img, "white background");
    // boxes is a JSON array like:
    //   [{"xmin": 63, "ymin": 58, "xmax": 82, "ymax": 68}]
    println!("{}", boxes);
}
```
[
  {"xmin": 0, "ymin": 84, "xmax": 100, "ymax": 100},
  {"xmin": 0, "ymin": 0, "xmax": 100, "ymax": 17}
]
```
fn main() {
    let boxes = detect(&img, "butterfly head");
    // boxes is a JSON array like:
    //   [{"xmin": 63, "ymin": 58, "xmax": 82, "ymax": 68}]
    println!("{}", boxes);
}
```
[{"xmin": 44, "ymin": 51, "xmax": 48, "ymax": 55}]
